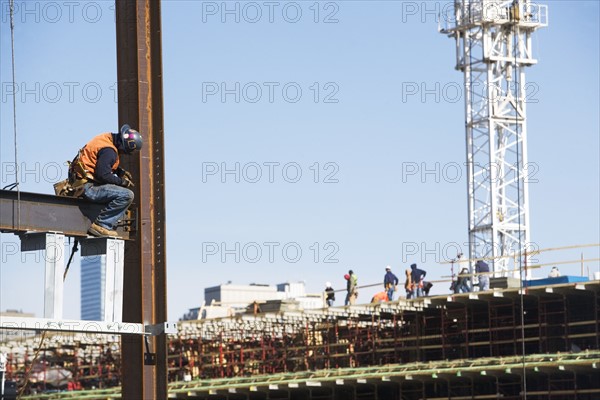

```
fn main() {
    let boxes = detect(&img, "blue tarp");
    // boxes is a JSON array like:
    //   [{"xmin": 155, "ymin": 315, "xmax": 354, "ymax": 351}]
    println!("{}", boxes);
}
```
[{"xmin": 524, "ymin": 276, "xmax": 589, "ymax": 287}]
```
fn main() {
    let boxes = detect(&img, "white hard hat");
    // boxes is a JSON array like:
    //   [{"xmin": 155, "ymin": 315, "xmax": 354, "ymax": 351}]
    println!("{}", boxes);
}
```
[{"xmin": 326, "ymin": 282, "xmax": 331, "ymax": 287}]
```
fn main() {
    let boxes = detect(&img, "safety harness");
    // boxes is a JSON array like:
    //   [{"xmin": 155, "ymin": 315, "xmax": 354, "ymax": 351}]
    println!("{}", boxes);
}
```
[{"xmin": 53, "ymin": 147, "xmax": 94, "ymax": 197}]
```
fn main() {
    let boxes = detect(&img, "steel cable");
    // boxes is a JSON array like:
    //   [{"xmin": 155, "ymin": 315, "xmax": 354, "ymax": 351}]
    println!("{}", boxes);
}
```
[{"xmin": 8, "ymin": 0, "xmax": 21, "ymax": 229}]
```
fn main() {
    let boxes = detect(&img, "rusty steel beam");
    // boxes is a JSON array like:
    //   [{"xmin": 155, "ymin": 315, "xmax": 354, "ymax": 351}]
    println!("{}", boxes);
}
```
[
  {"xmin": 0, "ymin": 189, "xmax": 109, "ymax": 237},
  {"xmin": 116, "ymin": 0, "xmax": 168, "ymax": 399}
]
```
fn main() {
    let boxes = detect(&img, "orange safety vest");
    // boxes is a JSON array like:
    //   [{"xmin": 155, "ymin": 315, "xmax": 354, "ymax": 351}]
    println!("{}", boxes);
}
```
[
  {"xmin": 79, "ymin": 133, "xmax": 120, "ymax": 179},
  {"xmin": 372, "ymin": 291, "xmax": 388, "ymax": 303}
]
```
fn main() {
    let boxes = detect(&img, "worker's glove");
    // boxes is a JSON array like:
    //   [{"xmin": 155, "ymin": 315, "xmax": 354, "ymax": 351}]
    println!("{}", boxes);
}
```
[
  {"xmin": 121, "ymin": 175, "xmax": 135, "ymax": 188},
  {"xmin": 116, "ymin": 167, "xmax": 133, "ymax": 181}
]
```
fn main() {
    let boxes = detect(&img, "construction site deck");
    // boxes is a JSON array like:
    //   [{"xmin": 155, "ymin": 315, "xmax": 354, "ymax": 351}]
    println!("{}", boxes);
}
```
[{"xmin": 2, "ymin": 280, "xmax": 599, "ymax": 399}]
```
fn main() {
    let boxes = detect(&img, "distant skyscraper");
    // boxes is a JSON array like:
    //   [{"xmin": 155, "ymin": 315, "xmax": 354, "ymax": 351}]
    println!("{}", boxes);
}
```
[{"xmin": 80, "ymin": 255, "xmax": 106, "ymax": 321}]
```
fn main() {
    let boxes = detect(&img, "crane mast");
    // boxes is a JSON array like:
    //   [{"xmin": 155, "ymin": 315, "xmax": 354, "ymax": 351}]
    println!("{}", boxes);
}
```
[{"xmin": 441, "ymin": 0, "xmax": 548, "ymax": 276}]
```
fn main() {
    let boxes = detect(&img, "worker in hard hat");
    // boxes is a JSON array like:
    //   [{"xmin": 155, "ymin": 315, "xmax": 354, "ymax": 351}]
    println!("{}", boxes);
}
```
[
  {"xmin": 324, "ymin": 282, "xmax": 335, "ymax": 307},
  {"xmin": 68, "ymin": 124, "xmax": 143, "ymax": 238},
  {"xmin": 383, "ymin": 266, "xmax": 399, "ymax": 301},
  {"xmin": 344, "ymin": 270, "xmax": 358, "ymax": 306}
]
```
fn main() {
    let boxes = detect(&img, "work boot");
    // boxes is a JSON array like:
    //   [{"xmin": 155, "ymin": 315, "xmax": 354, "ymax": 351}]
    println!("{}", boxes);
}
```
[{"xmin": 88, "ymin": 222, "xmax": 119, "ymax": 238}]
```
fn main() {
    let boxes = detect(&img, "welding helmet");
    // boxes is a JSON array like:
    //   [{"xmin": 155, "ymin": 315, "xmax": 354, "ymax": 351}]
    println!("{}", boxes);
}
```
[{"xmin": 118, "ymin": 124, "xmax": 143, "ymax": 154}]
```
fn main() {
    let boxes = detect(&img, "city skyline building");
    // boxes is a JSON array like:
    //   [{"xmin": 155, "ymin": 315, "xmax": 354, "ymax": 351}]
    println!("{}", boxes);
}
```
[{"xmin": 80, "ymin": 255, "xmax": 106, "ymax": 321}]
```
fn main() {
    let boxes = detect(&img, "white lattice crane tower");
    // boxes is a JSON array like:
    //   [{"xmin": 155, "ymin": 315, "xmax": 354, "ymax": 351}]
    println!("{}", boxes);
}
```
[{"xmin": 441, "ymin": 0, "xmax": 547, "ymax": 276}]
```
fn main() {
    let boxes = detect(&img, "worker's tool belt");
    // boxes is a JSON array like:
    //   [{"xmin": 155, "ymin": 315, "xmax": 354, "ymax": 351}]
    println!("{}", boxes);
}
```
[{"xmin": 54, "ymin": 149, "xmax": 94, "ymax": 198}]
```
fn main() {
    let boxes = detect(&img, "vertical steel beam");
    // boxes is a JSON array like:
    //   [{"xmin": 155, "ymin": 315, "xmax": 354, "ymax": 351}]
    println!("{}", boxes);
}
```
[
  {"xmin": 20, "ymin": 233, "xmax": 65, "ymax": 319},
  {"xmin": 44, "ymin": 233, "xmax": 64, "ymax": 320},
  {"xmin": 81, "ymin": 238, "xmax": 126, "ymax": 322},
  {"xmin": 116, "ymin": 0, "xmax": 167, "ymax": 398},
  {"xmin": 104, "ymin": 238, "xmax": 125, "ymax": 323}
]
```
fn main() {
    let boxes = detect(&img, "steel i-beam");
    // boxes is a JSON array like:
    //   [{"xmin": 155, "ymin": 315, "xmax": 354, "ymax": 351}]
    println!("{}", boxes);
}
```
[
  {"xmin": 20, "ymin": 232, "xmax": 65, "ymax": 319},
  {"xmin": 115, "ymin": 0, "xmax": 168, "ymax": 398},
  {"xmin": 81, "ymin": 238, "xmax": 125, "ymax": 322}
]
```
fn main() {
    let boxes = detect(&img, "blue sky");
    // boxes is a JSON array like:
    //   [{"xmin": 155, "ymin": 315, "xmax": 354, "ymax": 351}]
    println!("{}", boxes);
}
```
[{"xmin": 1, "ymin": 1, "xmax": 599, "ymax": 320}]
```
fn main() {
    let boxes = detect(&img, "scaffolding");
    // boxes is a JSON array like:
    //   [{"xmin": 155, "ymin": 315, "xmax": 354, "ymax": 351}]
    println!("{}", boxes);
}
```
[{"xmin": 2, "ymin": 280, "xmax": 599, "ymax": 398}]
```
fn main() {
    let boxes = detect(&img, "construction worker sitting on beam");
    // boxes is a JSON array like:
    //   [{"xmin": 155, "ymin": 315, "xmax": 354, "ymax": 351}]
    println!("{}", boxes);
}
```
[{"xmin": 65, "ymin": 124, "xmax": 142, "ymax": 238}]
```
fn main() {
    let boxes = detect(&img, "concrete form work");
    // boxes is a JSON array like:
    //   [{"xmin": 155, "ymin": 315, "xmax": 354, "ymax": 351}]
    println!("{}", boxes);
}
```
[{"xmin": 2, "ymin": 280, "xmax": 599, "ymax": 399}]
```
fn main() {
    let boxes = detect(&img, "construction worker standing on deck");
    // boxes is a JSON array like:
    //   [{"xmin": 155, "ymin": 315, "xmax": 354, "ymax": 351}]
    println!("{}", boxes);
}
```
[
  {"xmin": 404, "ymin": 269, "xmax": 413, "ymax": 299},
  {"xmin": 410, "ymin": 263, "xmax": 427, "ymax": 298},
  {"xmin": 69, "ymin": 125, "xmax": 143, "ymax": 238},
  {"xmin": 344, "ymin": 270, "xmax": 358, "ymax": 305},
  {"xmin": 475, "ymin": 260, "xmax": 490, "ymax": 291},
  {"xmin": 383, "ymin": 266, "xmax": 399, "ymax": 301},
  {"xmin": 455, "ymin": 267, "xmax": 471, "ymax": 293},
  {"xmin": 324, "ymin": 282, "xmax": 335, "ymax": 307}
]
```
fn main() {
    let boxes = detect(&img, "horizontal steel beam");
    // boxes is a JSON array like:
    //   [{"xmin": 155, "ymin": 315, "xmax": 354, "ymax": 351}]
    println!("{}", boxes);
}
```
[
  {"xmin": 0, "ymin": 316, "xmax": 145, "ymax": 335},
  {"xmin": 167, "ymin": 352, "xmax": 600, "ymax": 395},
  {"xmin": 0, "ymin": 190, "xmax": 129, "ymax": 239},
  {"xmin": 0, "ymin": 316, "xmax": 178, "ymax": 336}
]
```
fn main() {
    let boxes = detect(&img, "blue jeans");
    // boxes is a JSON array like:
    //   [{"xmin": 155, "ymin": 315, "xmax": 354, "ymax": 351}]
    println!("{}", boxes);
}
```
[
  {"xmin": 412, "ymin": 287, "xmax": 424, "ymax": 298},
  {"xmin": 387, "ymin": 287, "xmax": 395, "ymax": 301},
  {"xmin": 457, "ymin": 281, "xmax": 471, "ymax": 293},
  {"xmin": 478, "ymin": 275, "xmax": 490, "ymax": 291},
  {"xmin": 83, "ymin": 183, "xmax": 134, "ymax": 230}
]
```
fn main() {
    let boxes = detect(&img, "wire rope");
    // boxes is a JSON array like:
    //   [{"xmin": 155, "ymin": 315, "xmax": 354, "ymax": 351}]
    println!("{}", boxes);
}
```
[
  {"xmin": 510, "ymin": 1, "xmax": 527, "ymax": 396},
  {"xmin": 8, "ymin": 0, "xmax": 21, "ymax": 229}
]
